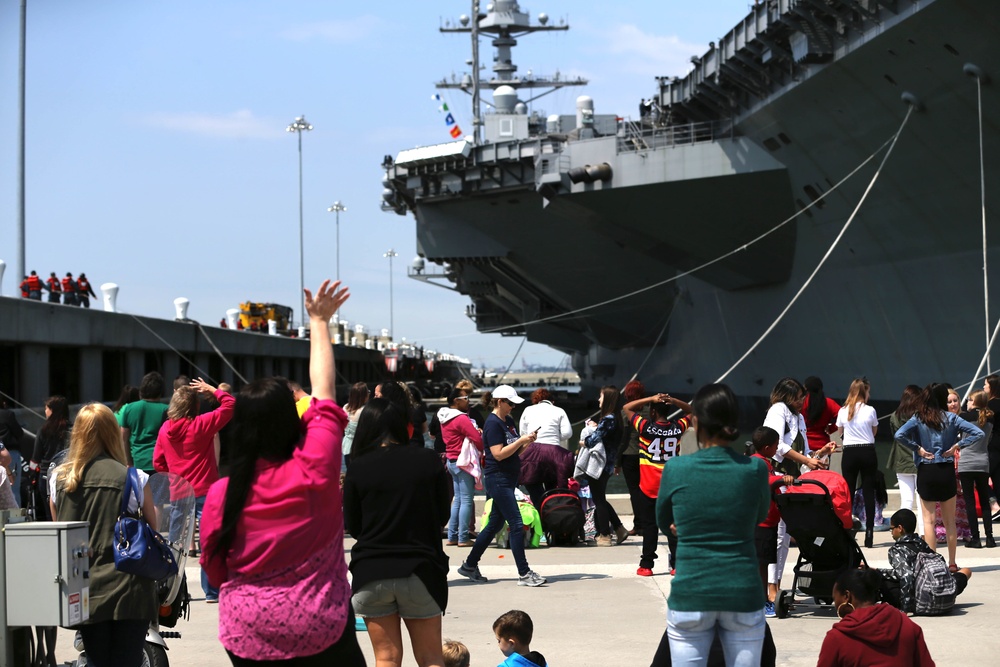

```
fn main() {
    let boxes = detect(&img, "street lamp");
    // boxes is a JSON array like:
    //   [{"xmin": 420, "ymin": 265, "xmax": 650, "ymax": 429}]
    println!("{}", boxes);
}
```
[
  {"xmin": 287, "ymin": 115, "xmax": 313, "ymax": 329},
  {"xmin": 383, "ymin": 248, "xmax": 398, "ymax": 339},
  {"xmin": 327, "ymin": 201, "xmax": 347, "ymax": 325}
]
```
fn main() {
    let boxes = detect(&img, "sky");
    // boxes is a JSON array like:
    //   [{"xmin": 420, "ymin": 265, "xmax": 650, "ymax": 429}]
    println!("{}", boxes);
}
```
[{"xmin": 0, "ymin": 0, "xmax": 751, "ymax": 369}]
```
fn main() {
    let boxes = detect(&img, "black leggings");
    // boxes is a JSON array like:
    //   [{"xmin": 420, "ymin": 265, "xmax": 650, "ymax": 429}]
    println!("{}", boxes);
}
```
[
  {"xmin": 584, "ymin": 470, "xmax": 622, "ymax": 536},
  {"xmin": 621, "ymin": 454, "xmax": 644, "ymax": 529},
  {"xmin": 638, "ymin": 493, "xmax": 677, "ymax": 569},
  {"xmin": 842, "ymin": 446, "xmax": 878, "ymax": 531},
  {"xmin": 78, "ymin": 619, "xmax": 148, "ymax": 667},
  {"xmin": 226, "ymin": 608, "xmax": 366, "ymax": 666},
  {"xmin": 960, "ymin": 471, "xmax": 994, "ymax": 540}
]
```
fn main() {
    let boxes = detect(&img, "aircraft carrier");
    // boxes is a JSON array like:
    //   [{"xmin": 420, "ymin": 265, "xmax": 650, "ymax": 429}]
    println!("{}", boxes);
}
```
[{"xmin": 382, "ymin": 0, "xmax": 1000, "ymax": 404}]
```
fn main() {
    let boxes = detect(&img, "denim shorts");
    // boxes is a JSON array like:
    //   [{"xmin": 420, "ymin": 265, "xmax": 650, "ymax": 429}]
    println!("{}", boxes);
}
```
[{"xmin": 351, "ymin": 574, "xmax": 441, "ymax": 620}]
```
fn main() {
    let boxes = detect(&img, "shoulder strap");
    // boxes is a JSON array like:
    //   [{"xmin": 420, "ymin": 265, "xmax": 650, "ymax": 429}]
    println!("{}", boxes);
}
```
[{"xmin": 121, "ymin": 467, "xmax": 139, "ymax": 516}]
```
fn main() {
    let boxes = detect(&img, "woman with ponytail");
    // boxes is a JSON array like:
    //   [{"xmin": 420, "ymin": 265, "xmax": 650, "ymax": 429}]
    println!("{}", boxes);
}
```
[
  {"xmin": 655, "ymin": 383, "xmax": 770, "ymax": 666},
  {"xmin": 199, "ymin": 281, "xmax": 365, "ymax": 666}
]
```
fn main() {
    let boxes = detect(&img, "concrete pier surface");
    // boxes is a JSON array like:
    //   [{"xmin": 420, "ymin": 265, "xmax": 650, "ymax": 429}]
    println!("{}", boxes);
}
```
[{"xmin": 53, "ymin": 495, "xmax": 1000, "ymax": 666}]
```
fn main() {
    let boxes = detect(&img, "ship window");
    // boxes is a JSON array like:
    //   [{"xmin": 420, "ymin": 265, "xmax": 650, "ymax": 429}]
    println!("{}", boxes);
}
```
[
  {"xmin": 500, "ymin": 118, "xmax": 514, "ymax": 137},
  {"xmin": 884, "ymin": 74, "xmax": 898, "ymax": 86},
  {"xmin": 763, "ymin": 137, "xmax": 781, "ymax": 151},
  {"xmin": 50, "ymin": 347, "xmax": 81, "ymax": 404},
  {"xmin": 778, "ymin": 133, "xmax": 791, "ymax": 145},
  {"xmin": 795, "ymin": 198, "xmax": 813, "ymax": 219},
  {"xmin": 803, "ymin": 185, "xmax": 826, "ymax": 209},
  {"xmin": 943, "ymin": 43, "xmax": 959, "ymax": 56},
  {"xmin": 102, "ymin": 350, "xmax": 126, "ymax": 401}
]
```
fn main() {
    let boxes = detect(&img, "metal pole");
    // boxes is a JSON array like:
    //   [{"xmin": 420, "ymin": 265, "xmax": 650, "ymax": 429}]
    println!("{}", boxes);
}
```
[
  {"xmin": 384, "ymin": 249, "xmax": 398, "ymax": 338},
  {"xmin": 327, "ymin": 201, "xmax": 346, "ymax": 323},
  {"xmin": 297, "ymin": 130, "xmax": 305, "ymax": 329},
  {"xmin": 16, "ymin": 0, "xmax": 27, "ymax": 286},
  {"xmin": 471, "ymin": 0, "xmax": 481, "ymax": 145}
]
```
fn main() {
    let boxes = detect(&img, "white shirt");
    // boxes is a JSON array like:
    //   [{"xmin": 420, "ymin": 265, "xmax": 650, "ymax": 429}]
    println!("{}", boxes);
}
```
[
  {"xmin": 763, "ymin": 402, "xmax": 808, "ymax": 463},
  {"xmin": 836, "ymin": 403, "xmax": 878, "ymax": 445},
  {"xmin": 518, "ymin": 401, "xmax": 573, "ymax": 448},
  {"xmin": 51, "ymin": 466, "xmax": 149, "ymax": 513}
]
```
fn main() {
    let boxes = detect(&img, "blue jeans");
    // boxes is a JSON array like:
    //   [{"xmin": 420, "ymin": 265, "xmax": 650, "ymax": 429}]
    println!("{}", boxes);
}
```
[
  {"xmin": 667, "ymin": 609, "xmax": 765, "ymax": 667},
  {"xmin": 464, "ymin": 472, "xmax": 529, "ymax": 576},
  {"xmin": 447, "ymin": 460, "xmax": 475, "ymax": 543}
]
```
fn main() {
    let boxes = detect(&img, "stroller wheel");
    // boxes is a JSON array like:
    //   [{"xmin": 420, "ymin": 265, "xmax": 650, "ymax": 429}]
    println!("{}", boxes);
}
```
[{"xmin": 776, "ymin": 591, "xmax": 791, "ymax": 619}]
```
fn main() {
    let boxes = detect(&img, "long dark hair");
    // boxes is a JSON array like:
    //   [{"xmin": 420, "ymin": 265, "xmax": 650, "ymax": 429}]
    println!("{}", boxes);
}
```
[
  {"xmin": 598, "ymin": 385, "xmax": 620, "ymax": 420},
  {"xmin": 211, "ymin": 378, "xmax": 301, "ymax": 561},
  {"xmin": 770, "ymin": 377, "xmax": 805, "ymax": 414},
  {"xmin": 111, "ymin": 384, "xmax": 140, "ymax": 414},
  {"xmin": 693, "ymin": 383, "xmax": 740, "ymax": 443},
  {"xmin": 803, "ymin": 376, "xmax": 825, "ymax": 423},
  {"xmin": 986, "ymin": 374, "xmax": 1000, "ymax": 399},
  {"xmin": 915, "ymin": 383, "xmax": 949, "ymax": 430},
  {"xmin": 893, "ymin": 384, "xmax": 922, "ymax": 422},
  {"xmin": 345, "ymin": 382, "xmax": 370, "ymax": 413},
  {"xmin": 39, "ymin": 395, "xmax": 69, "ymax": 442},
  {"xmin": 350, "ymin": 398, "xmax": 408, "ymax": 459}
]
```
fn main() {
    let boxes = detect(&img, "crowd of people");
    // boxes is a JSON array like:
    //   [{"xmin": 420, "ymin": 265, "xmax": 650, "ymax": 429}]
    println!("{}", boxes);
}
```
[
  {"xmin": 5, "ymin": 279, "xmax": 1000, "ymax": 666},
  {"xmin": 18, "ymin": 270, "xmax": 97, "ymax": 306}
]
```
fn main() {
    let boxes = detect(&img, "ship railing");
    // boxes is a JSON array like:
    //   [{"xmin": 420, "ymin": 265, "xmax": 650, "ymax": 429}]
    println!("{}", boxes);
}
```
[{"xmin": 616, "ymin": 118, "xmax": 734, "ymax": 154}]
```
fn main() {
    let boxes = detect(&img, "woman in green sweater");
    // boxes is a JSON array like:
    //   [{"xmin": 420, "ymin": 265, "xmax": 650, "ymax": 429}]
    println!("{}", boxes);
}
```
[{"xmin": 656, "ymin": 383, "xmax": 770, "ymax": 667}]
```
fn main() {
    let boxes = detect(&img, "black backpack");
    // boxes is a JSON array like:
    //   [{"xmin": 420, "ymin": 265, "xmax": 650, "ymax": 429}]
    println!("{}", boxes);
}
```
[{"xmin": 539, "ymin": 490, "xmax": 584, "ymax": 546}]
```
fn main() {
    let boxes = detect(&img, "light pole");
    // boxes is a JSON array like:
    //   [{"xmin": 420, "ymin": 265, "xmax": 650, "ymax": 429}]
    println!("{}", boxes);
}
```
[
  {"xmin": 286, "ymin": 115, "xmax": 313, "ymax": 329},
  {"xmin": 327, "ymin": 201, "xmax": 347, "ymax": 325},
  {"xmin": 383, "ymin": 248, "xmax": 398, "ymax": 339}
]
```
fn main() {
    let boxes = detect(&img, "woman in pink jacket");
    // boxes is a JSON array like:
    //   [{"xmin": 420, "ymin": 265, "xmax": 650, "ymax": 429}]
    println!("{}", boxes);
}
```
[
  {"xmin": 200, "ymin": 280, "xmax": 364, "ymax": 666},
  {"xmin": 154, "ymin": 377, "xmax": 234, "ymax": 602},
  {"xmin": 439, "ymin": 387, "xmax": 483, "ymax": 547}
]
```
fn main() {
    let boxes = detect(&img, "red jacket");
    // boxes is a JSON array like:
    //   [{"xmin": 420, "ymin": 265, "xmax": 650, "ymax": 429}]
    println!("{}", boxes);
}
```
[
  {"xmin": 438, "ymin": 408, "xmax": 482, "ymax": 460},
  {"xmin": 61, "ymin": 277, "xmax": 76, "ymax": 293},
  {"xmin": 803, "ymin": 396, "xmax": 842, "ymax": 453},
  {"xmin": 817, "ymin": 603, "xmax": 935, "ymax": 667},
  {"xmin": 153, "ymin": 390, "xmax": 235, "ymax": 496},
  {"xmin": 46, "ymin": 276, "xmax": 61, "ymax": 292},
  {"xmin": 26, "ymin": 275, "xmax": 42, "ymax": 290}
]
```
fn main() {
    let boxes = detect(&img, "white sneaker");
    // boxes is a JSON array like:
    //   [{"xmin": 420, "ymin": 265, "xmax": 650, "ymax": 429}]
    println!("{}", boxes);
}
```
[{"xmin": 518, "ymin": 570, "xmax": 546, "ymax": 587}]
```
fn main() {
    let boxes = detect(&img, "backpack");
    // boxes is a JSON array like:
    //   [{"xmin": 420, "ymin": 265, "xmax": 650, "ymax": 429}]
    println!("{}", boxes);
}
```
[{"xmin": 913, "ymin": 551, "xmax": 956, "ymax": 615}]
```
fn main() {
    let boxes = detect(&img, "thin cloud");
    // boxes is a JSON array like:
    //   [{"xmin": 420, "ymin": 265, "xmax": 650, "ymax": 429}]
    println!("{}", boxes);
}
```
[
  {"xmin": 605, "ymin": 24, "xmax": 703, "ymax": 78},
  {"xmin": 279, "ymin": 15, "xmax": 381, "ymax": 42},
  {"xmin": 142, "ymin": 109, "xmax": 281, "ymax": 139}
]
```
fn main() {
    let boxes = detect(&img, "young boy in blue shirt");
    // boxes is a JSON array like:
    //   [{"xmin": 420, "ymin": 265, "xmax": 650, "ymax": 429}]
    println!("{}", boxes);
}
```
[{"xmin": 493, "ymin": 610, "xmax": 546, "ymax": 667}]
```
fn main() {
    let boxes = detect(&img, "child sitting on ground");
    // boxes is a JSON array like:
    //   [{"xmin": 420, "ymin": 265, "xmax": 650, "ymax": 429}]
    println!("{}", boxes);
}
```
[
  {"xmin": 878, "ymin": 509, "xmax": 972, "ymax": 614},
  {"xmin": 493, "ymin": 610, "xmax": 547, "ymax": 667},
  {"xmin": 748, "ymin": 426, "xmax": 794, "ymax": 617},
  {"xmin": 443, "ymin": 639, "xmax": 471, "ymax": 667}
]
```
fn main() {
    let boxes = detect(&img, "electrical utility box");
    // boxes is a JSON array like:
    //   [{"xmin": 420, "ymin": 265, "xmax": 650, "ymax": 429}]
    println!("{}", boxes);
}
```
[{"xmin": 5, "ymin": 521, "xmax": 91, "ymax": 626}]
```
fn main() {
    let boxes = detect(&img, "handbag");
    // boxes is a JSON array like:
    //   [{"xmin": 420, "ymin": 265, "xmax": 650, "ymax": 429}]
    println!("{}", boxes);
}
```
[{"xmin": 113, "ymin": 468, "xmax": 178, "ymax": 581}]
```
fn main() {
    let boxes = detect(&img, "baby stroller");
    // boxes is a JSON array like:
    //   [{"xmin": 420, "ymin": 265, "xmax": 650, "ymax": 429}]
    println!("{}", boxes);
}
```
[
  {"xmin": 539, "ymin": 488, "xmax": 585, "ymax": 546},
  {"xmin": 772, "ymin": 478, "xmax": 868, "ymax": 619}
]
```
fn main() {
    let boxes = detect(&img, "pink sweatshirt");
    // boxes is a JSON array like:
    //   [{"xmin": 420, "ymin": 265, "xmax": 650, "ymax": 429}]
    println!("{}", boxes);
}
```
[
  {"xmin": 154, "ymin": 390, "xmax": 234, "ymax": 496},
  {"xmin": 439, "ymin": 407, "xmax": 483, "ymax": 459},
  {"xmin": 199, "ymin": 400, "xmax": 350, "ymax": 659}
]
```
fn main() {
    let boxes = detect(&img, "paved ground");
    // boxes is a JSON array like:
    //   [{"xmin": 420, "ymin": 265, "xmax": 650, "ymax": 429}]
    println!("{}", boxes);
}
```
[{"xmin": 52, "ymin": 494, "xmax": 1000, "ymax": 666}]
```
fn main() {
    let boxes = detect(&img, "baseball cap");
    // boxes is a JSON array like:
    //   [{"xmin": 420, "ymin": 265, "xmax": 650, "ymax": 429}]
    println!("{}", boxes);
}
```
[{"xmin": 492, "ymin": 385, "xmax": 524, "ymax": 404}]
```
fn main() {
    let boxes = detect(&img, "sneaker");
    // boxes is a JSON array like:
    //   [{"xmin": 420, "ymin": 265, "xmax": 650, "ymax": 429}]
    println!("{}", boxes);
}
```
[
  {"xmin": 965, "ymin": 537, "xmax": 983, "ymax": 549},
  {"xmin": 670, "ymin": 568, "xmax": 676, "ymax": 576},
  {"xmin": 615, "ymin": 525, "xmax": 630, "ymax": 545},
  {"xmin": 457, "ymin": 562, "xmax": 488, "ymax": 583},
  {"xmin": 636, "ymin": 567, "xmax": 653, "ymax": 577},
  {"xmin": 764, "ymin": 601, "xmax": 776, "ymax": 618},
  {"xmin": 206, "ymin": 597, "xmax": 219, "ymax": 604},
  {"xmin": 987, "ymin": 535, "xmax": 997, "ymax": 548},
  {"xmin": 518, "ymin": 570, "xmax": 547, "ymax": 587},
  {"xmin": 595, "ymin": 535, "xmax": 613, "ymax": 547}
]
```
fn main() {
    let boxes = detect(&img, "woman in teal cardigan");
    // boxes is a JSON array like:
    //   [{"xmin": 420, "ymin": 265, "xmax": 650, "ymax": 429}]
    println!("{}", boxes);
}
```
[{"xmin": 656, "ymin": 383, "xmax": 770, "ymax": 667}]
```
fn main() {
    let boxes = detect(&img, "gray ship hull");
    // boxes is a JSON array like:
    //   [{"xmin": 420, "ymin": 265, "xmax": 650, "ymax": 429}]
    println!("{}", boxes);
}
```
[{"xmin": 388, "ymin": 0, "xmax": 1000, "ymax": 402}]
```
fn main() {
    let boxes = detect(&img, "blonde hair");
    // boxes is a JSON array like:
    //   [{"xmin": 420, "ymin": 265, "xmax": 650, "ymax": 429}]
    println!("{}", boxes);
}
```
[
  {"xmin": 167, "ymin": 385, "xmax": 198, "ymax": 421},
  {"xmin": 969, "ymin": 390, "xmax": 994, "ymax": 427},
  {"xmin": 57, "ymin": 403, "xmax": 129, "ymax": 493},
  {"xmin": 442, "ymin": 640, "xmax": 470, "ymax": 667},
  {"xmin": 844, "ymin": 378, "xmax": 870, "ymax": 421}
]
